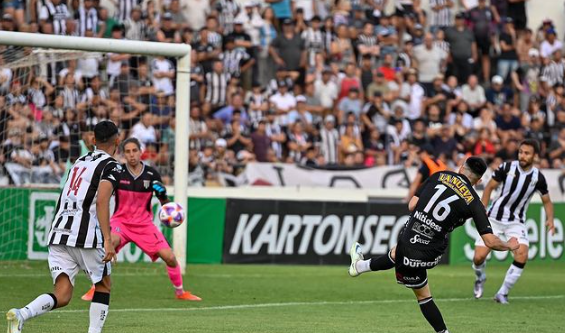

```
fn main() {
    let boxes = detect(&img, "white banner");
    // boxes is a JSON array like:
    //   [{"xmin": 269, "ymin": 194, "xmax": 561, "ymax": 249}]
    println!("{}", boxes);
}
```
[
  {"xmin": 239, "ymin": 163, "xmax": 565, "ymax": 200},
  {"xmin": 240, "ymin": 163, "xmax": 418, "ymax": 189}
]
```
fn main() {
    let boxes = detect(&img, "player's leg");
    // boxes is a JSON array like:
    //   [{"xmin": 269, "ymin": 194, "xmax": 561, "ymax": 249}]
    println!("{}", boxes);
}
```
[
  {"xmin": 7, "ymin": 246, "xmax": 78, "ymax": 333},
  {"xmin": 494, "ymin": 223, "xmax": 529, "ymax": 303},
  {"xmin": 81, "ymin": 247, "xmax": 112, "ymax": 333},
  {"xmin": 132, "ymin": 223, "xmax": 201, "ymax": 300},
  {"xmin": 413, "ymin": 284, "xmax": 449, "ymax": 333},
  {"xmin": 82, "ymin": 231, "xmax": 128, "ymax": 301},
  {"xmin": 472, "ymin": 244, "xmax": 490, "ymax": 299},
  {"xmin": 157, "ymin": 247, "xmax": 202, "ymax": 301},
  {"xmin": 348, "ymin": 242, "xmax": 396, "ymax": 277}
]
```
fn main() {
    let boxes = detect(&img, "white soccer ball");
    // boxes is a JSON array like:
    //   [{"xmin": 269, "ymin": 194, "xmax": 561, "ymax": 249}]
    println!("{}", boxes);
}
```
[{"xmin": 159, "ymin": 202, "xmax": 185, "ymax": 228}]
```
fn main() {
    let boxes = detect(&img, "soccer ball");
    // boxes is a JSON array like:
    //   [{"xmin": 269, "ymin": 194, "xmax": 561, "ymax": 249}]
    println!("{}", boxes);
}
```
[{"xmin": 159, "ymin": 202, "xmax": 185, "ymax": 228}]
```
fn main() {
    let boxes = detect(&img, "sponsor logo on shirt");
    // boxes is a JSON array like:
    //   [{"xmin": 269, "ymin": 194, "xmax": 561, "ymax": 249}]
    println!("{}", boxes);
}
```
[
  {"xmin": 409, "ymin": 234, "xmax": 431, "ymax": 245},
  {"xmin": 403, "ymin": 255, "xmax": 442, "ymax": 268},
  {"xmin": 120, "ymin": 180, "xmax": 130, "ymax": 184},
  {"xmin": 412, "ymin": 211, "xmax": 442, "ymax": 232}
]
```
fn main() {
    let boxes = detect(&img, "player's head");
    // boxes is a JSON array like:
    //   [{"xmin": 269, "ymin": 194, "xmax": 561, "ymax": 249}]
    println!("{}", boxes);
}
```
[
  {"xmin": 93, "ymin": 120, "xmax": 120, "ymax": 155},
  {"xmin": 519, "ymin": 139, "xmax": 539, "ymax": 169},
  {"xmin": 121, "ymin": 137, "xmax": 142, "ymax": 167},
  {"xmin": 460, "ymin": 156, "xmax": 488, "ymax": 185}
]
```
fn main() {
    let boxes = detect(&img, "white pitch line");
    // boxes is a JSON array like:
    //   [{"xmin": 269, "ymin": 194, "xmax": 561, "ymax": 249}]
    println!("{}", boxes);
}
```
[{"xmin": 46, "ymin": 295, "xmax": 565, "ymax": 314}]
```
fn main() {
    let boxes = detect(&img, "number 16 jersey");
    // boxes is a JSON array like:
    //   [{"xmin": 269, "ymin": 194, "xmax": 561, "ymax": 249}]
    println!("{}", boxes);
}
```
[
  {"xmin": 400, "ymin": 170, "xmax": 493, "ymax": 258},
  {"xmin": 48, "ymin": 150, "xmax": 123, "ymax": 249}
]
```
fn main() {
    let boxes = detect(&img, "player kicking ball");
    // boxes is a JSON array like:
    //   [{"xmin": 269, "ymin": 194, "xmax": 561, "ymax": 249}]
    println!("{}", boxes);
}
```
[
  {"xmin": 348, "ymin": 157, "xmax": 519, "ymax": 333},
  {"xmin": 81, "ymin": 138, "xmax": 201, "ymax": 301},
  {"xmin": 7, "ymin": 121, "xmax": 122, "ymax": 333},
  {"xmin": 472, "ymin": 139, "xmax": 554, "ymax": 303}
]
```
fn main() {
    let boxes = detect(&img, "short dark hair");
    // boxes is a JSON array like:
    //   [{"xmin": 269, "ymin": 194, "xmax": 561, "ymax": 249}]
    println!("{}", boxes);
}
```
[
  {"xmin": 465, "ymin": 156, "xmax": 488, "ymax": 178},
  {"xmin": 94, "ymin": 120, "xmax": 119, "ymax": 143},
  {"xmin": 520, "ymin": 139, "xmax": 540, "ymax": 155},
  {"xmin": 121, "ymin": 137, "xmax": 141, "ymax": 151}
]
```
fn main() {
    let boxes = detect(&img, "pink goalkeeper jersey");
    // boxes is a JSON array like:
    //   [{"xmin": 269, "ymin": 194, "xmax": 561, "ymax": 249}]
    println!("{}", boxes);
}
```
[{"xmin": 111, "ymin": 163, "xmax": 162, "ymax": 227}]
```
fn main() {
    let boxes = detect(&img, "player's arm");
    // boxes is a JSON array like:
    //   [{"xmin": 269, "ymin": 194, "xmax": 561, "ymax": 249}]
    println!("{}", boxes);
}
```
[
  {"xmin": 541, "ymin": 194, "xmax": 555, "ymax": 235},
  {"xmin": 152, "ymin": 171, "xmax": 170, "ymax": 205},
  {"xmin": 406, "ymin": 172, "xmax": 423, "ymax": 202},
  {"xmin": 472, "ymin": 198, "xmax": 518, "ymax": 251},
  {"xmin": 408, "ymin": 196, "xmax": 419, "ymax": 212},
  {"xmin": 97, "ymin": 180, "xmax": 116, "ymax": 263},
  {"xmin": 481, "ymin": 178, "xmax": 500, "ymax": 207}
]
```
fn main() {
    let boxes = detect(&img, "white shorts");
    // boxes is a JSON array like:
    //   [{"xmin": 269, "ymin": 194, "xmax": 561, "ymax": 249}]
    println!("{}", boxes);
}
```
[
  {"xmin": 48, "ymin": 245, "xmax": 111, "ymax": 286},
  {"xmin": 474, "ymin": 218, "xmax": 529, "ymax": 247}
]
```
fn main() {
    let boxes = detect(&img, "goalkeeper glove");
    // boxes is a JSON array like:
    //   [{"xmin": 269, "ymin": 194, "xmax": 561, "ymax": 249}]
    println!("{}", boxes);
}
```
[{"xmin": 152, "ymin": 180, "xmax": 168, "ymax": 200}]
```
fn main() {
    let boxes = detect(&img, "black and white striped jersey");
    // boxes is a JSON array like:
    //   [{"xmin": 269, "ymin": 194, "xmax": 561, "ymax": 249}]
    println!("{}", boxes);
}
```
[
  {"xmin": 39, "ymin": 0, "xmax": 71, "ymax": 35},
  {"xmin": 48, "ymin": 150, "xmax": 123, "ymax": 248},
  {"xmin": 430, "ymin": 0, "xmax": 452, "ymax": 28},
  {"xmin": 116, "ymin": 0, "xmax": 142, "ymax": 22},
  {"xmin": 76, "ymin": 6, "xmax": 98, "ymax": 36},
  {"xmin": 488, "ymin": 161, "xmax": 549, "ymax": 224},
  {"xmin": 205, "ymin": 71, "xmax": 230, "ymax": 106}
]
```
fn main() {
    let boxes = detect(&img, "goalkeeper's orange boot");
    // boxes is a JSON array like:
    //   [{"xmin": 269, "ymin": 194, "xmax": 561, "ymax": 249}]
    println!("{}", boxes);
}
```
[
  {"xmin": 81, "ymin": 286, "xmax": 95, "ymax": 301},
  {"xmin": 176, "ymin": 291, "xmax": 202, "ymax": 301}
]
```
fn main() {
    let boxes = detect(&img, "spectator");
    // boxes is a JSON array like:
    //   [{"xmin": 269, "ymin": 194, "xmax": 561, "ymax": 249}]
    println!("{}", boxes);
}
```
[
  {"xmin": 270, "ymin": 19, "xmax": 305, "ymax": 78},
  {"xmin": 495, "ymin": 103, "xmax": 522, "ymax": 143},
  {"xmin": 468, "ymin": 0, "xmax": 495, "ymax": 82},
  {"xmin": 224, "ymin": 119, "xmax": 252, "ymax": 155},
  {"xmin": 486, "ymin": 75, "xmax": 513, "ymax": 108},
  {"xmin": 130, "ymin": 111, "xmax": 157, "ymax": 147},
  {"xmin": 338, "ymin": 87, "xmax": 363, "ymax": 124},
  {"xmin": 430, "ymin": 0, "xmax": 453, "ymax": 33},
  {"xmin": 269, "ymin": 80, "xmax": 296, "ymax": 129},
  {"xmin": 319, "ymin": 115, "xmax": 339, "ymax": 165},
  {"xmin": 406, "ymin": 69, "xmax": 426, "ymax": 121},
  {"xmin": 412, "ymin": 33, "xmax": 447, "ymax": 92},
  {"xmin": 214, "ymin": 94, "xmax": 250, "ymax": 127},
  {"xmin": 251, "ymin": 120, "xmax": 271, "ymax": 162},
  {"xmin": 512, "ymin": 48, "xmax": 541, "ymax": 112},
  {"xmin": 540, "ymin": 28, "xmax": 562, "ymax": 59},
  {"xmin": 445, "ymin": 12, "xmax": 477, "ymax": 84},
  {"xmin": 542, "ymin": 49, "xmax": 564, "ymax": 88},
  {"xmin": 288, "ymin": 95, "xmax": 314, "ymax": 130},
  {"xmin": 506, "ymin": 0, "xmax": 527, "ymax": 32},
  {"xmin": 339, "ymin": 122, "xmax": 362, "ymax": 163},
  {"xmin": 497, "ymin": 17, "xmax": 519, "ymax": 81},
  {"xmin": 258, "ymin": 7, "xmax": 278, "ymax": 85},
  {"xmin": 461, "ymin": 75, "xmax": 486, "ymax": 116}
]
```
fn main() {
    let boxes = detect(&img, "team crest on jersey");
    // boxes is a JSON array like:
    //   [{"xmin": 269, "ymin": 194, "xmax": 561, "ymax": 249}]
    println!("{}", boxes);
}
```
[
  {"xmin": 143, "ymin": 180, "xmax": 150, "ymax": 189},
  {"xmin": 112, "ymin": 164, "xmax": 124, "ymax": 173}
]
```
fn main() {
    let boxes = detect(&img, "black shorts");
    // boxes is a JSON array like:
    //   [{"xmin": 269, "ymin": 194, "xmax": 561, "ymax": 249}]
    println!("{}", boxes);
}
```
[
  {"xmin": 395, "ymin": 242, "xmax": 442, "ymax": 289},
  {"xmin": 476, "ymin": 36, "xmax": 491, "ymax": 55}
]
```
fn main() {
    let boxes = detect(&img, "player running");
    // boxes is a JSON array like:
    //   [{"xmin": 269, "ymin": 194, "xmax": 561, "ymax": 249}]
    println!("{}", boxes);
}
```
[
  {"xmin": 472, "ymin": 139, "xmax": 554, "ymax": 303},
  {"xmin": 7, "ymin": 121, "xmax": 122, "ymax": 333},
  {"xmin": 348, "ymin": 157, "xmax": 519, "ymax": 333},
  {"xmin": 81, "ymin": 138, "xmax": 201, "ymax": 301}
]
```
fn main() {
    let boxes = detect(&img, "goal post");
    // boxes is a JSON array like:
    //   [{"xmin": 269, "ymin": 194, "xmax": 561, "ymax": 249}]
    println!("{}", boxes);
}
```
[{"xmin": 0, "ymin": 31, "xmax": 191, "ymax": 273}]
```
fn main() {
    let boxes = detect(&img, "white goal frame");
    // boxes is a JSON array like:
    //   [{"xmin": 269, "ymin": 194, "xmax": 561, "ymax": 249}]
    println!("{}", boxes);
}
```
[{"xmin": 0, "ymin": 31, "xmax": 191, "ymax": 273}]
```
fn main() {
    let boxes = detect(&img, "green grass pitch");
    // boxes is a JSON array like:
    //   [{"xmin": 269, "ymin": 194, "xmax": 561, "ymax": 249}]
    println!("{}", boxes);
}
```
[{"xmin": 1, "ymin": 261, "xmax": 564, "ymax": 333}]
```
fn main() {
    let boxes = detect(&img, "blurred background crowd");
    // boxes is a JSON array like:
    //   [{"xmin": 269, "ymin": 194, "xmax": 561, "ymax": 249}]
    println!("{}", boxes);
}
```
[{"xmin": 0, "ymin": 0, "xmax": 564, "ymax": 186}]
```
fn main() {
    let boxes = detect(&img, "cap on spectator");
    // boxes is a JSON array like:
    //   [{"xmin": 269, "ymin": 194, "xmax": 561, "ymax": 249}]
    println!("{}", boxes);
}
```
[
  {"xmin": 324, "ymin": 115, "xmax": 336, "ymax": 123},
  {"xmin": 2, "ymin": 13, "xmax": 13, "ymax": 21},
  {"xmin": 491, "ymin": 75, "xmax": 504, "ymax": 85},
  {"xmin": 349, "ymin": 87, "xmax": 360, "ymax": 93},
  {"xmin": 418, "ymin": 144, "xmax": 435, "ymax": 155},
  {"xmin": 234, "ymin": 17, "xmax": 245, "ymax": 25},
  {"xmin": 414, "ymin": 23, "xmax": 423, "ymax": 30},
  {"xmin": 39, "ymin": 134, "xmax": 49, "ymax": 142},
  {"xmin": 322, "ymin": 67, "xmax": 333, "ymax": 74},
  {"xmin": 379, "ymin": 29, "xmax": 391, "ymax": 37},
  {"xmin": 244, "ymin": 2, "xmax": 254, "ymax": 7},
  {"xmin": 543, "ymin": 18, "xmax": 553, "ymax": 25},
  {"xmin": 373, "ymin": 91, "xmax": 382, "ymax": 97},
  {"xmin": 277, "ymin": 80, "xmax": 288, "ymax": 88},
  {"xmin": 163, "ymin": 12, "xmax": 173, "ymax": 20},
  {"xmin": 215, "ymin": 138, "xmax": 227, "ymax": 148},
  {"xmin": 528, "ymin": 48, "xmax": 540, "ymax": 57},
  {"xmin": 296, "ymin": 95, "xmax": 307, "ymax": 103},
  {"xmin": 282, "ymin": 18, "xmax": 293, "ymax": 25},
  {"xmin": 455, "ymin": 12, "xmax": 465, "ymax": 19},
  {"xmin": 311, "ymin": 15, "xmax": 321, "ymax": 22},
  {"xmin": 547, "ymin": 28, "xmax": 556, "ymax": 35}
]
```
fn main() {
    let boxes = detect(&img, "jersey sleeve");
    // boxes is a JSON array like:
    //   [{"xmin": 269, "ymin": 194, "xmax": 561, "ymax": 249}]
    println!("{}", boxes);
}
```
[
  {"xmin": 150, "ymin": 167, "xmax": 168, "ymax": 200},
  {"xmin": 100, "ymin": 161, "xmax": 123, "ymax": 189},
  {"xmin": 536, "ymin": 172, "xmax": 549, "ymax": 196},
  {"xmin": 470, "ymin": 199, "xmax": 493, "ymax": 235},
  {"xmin": 491, "ymin": 162, "xmax": 508, "ymax": 182},
  {"xmin": 415, "ymin": 172, "xmax": 437, "ymax": 197}
]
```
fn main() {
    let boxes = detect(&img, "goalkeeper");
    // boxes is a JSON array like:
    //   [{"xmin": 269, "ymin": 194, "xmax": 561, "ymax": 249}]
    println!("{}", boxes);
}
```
[{"xmin": 81, "ymin": 138, "xmax": 201, "ymax": 301}]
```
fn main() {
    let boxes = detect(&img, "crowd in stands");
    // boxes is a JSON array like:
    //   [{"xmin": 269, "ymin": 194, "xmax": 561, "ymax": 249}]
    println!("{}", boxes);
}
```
[{"xmin": 0, "ymin": 0, "xmax": 564, "ymax": 186}]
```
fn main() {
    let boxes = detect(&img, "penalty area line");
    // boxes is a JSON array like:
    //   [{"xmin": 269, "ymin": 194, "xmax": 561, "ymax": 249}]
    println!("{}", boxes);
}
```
[{"xmin": 51, "ymin": 295, "xmax": 565, "ymax": 314}]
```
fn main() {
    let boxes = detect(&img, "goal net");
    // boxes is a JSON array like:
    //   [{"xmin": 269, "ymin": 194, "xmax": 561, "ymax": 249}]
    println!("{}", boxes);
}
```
[{"xmin": 0, "ymin": 32, "xmax": 190, "ymax": 274}]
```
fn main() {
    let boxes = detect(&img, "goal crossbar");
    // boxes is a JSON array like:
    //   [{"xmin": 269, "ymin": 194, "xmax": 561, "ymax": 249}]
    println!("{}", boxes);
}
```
[{"xmin": 0, "ymin": 31, "xmax": 191, "ymax": 273}]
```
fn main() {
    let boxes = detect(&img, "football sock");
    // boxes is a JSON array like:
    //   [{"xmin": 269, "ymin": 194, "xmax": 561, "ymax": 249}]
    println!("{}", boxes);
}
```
[
  {"xmin": 167, "ymin": 265, "xmax": 184, "ymax": 295},
  {"xmin": 472, "ymin": 261, "xmax": 486, "ymax": 281},
  {"xmin": 498, "ymin": 261, "xmax": 525, "ymax": 295},
  {"xmin": 418, "ymin": 297, "xmax": 447, "ymax": 333},
  {"xmin": 88, "ymin": 292, "xmax": 110, "ymax": 333},
  {"xmin": 20, "ymin": 293, "xmax": 57, "ymax": 321},
  {"xmin": 368, "ymin": 251, "xmax": 395, "ymax": 271}
]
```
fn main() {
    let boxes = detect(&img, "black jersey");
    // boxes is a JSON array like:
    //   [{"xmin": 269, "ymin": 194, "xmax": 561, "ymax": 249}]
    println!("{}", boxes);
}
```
[{"xmin": 400, "ymin": 170, "xmax": 493, "ymax": 259}]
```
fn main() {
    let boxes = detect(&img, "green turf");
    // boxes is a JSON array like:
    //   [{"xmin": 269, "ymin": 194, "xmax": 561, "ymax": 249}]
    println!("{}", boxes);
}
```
[{"xmin": 1, "ymin": 261, "xmax": 564, "ymax": 333}]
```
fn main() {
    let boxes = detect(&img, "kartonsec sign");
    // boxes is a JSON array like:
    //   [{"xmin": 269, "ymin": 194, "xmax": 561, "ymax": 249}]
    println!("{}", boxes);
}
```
[{"xmin": 223, "ymin": 199, "xmax": 414, "ymax": 265}]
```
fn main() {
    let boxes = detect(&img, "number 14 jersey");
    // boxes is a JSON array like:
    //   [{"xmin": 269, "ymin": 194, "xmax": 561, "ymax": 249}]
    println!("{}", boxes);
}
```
[
  {"xmin": 400, "ymin": 170, "xmax": 493, "ymax": 257},
  {"xmin": 48, "ymin": 150, "xmax": 123, "ymax": 249}
]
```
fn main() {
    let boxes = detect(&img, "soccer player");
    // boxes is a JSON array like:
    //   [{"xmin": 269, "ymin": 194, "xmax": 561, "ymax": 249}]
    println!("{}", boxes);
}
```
[
  {"xmin": 81, "ymin": 137, "xmax": 201, "ymax": 301},
  {"xmin": 348, "ymin": 157, "xmax": 519, "ymax": 333},
  {"xmin": 6, "ymin": 121, "xmax": 122, "ymax": 333},
  {"xmin": 472, "ymin": 139, "xmax": 555, "ymax": 303}
]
